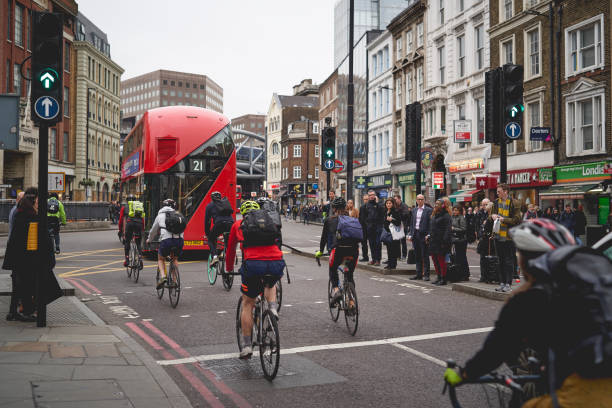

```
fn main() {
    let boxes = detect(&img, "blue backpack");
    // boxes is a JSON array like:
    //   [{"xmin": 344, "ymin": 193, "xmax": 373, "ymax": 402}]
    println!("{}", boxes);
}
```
[{"xmin": 336, "ymin": 215, "xmax": 363, "ymax": 242}]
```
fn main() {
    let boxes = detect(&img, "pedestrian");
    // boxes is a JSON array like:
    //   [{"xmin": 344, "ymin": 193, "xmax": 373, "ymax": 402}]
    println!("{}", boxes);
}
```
[
  {"xmin": 394, "ymin": 194, "xmax": 411, "ymax": 261},
  {"xmin": 559, "ymin": 204, "xmax": 575, "ymax": 236},
  {"xmin": 573, "ymin": 205, "xmax": 586, "ymax": 245},
  {"xmin": 6, "ymin": 191, "xmax": 24, "ymax": 321},
  {"xmin": 408, "ymin": 194, "xmax": 433, "ymax": 281},
  {"xmin": 358, "ymin": 194, "xmax": 369, "ymax": 262},
  {"xmin": 382, "ymin": 198, "xmax": 401, "ymax": 270},
  {"xmin": 465, "ymin": 206, "xmax": 476, "ymax": 244},
  {"xmin": 476, "ymin": 199, "xmax": 494, "ymax": 282},
  {"xmin": 429, "ymin": 198, "xmax": 452, "ymax": 285},
  {"xmin": 364, "ymin": 189, "xmax": 384, "ymax": 266},
  {"xmin": 347, "ymin": 199, "xmax": 359, "ymax": 218},
  {"xmin": 523, "ymin": 203, "xmax": 538, "ymax": 220},
  {"xmin": 451, "ymin": 205, "xmax": 469, "ymax": 280},
  {"xmin": 543, "ymin": 207, "xmax": 553, "ymax": 219},
  {"xmin": 47, "ymin": 192, "xmax": 67, "ymax": 254},
  {"xmin": 552, "ymin": 207, "xmax": 561, "ymax": 222},
  {"xmin": 490, "ymin": 183, "xmax": 521, "ymax": 292}
]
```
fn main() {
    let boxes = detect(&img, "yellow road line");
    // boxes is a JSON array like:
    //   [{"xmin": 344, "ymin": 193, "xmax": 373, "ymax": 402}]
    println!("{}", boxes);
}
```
[
  {"xmin": 59, "ymin": 260, "xmax": 202, "ymax": 278},
  {"xmin": 56, "ymin": 248, "xmax": 122, "ymax": 261}
]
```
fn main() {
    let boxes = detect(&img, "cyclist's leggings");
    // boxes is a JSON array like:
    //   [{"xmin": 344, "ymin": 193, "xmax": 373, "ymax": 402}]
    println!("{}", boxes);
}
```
[
  {"xmin": 329, "ymin": 246, "xmax": 358, "ymax": 288},
  {"xmin": 124, "ymin": 220, "xmax": 143, "ymax": 257},
  {"xmin": 207, "ymin": 221, "xmax": 233, "ymax": 257}
]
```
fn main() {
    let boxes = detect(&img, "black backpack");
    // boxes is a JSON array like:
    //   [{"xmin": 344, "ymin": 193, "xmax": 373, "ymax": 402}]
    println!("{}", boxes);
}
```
[
  {"xmin": 48, "ymin": 198, "xmax": 59, "ymax": 214},
  {"xmin": 240, "ymin": 209, "xmax": 280, "ymax": 248},
  {"xmin": 529, "ymin": 246, "xmax": 612, "ymax": 379},
  {"xmin": 259, "ymin": 200, "xmax": 282, "ymax": 229},
  {"xmin": 164, "ymin": 210, "xmax": 187, "ymax": 234},
  {"xmin": 213, "ymin": 197, "xmax": 234, "ymax": 217}
]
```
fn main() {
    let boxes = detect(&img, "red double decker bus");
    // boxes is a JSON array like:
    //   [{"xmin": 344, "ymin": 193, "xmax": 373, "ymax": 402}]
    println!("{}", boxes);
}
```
[{"xmin": 121, "ymin": 106, "xmax": 236, "ymax": 253}]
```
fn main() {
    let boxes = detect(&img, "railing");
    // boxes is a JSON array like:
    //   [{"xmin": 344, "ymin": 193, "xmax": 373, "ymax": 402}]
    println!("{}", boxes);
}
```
[{"xmin": 0, "ymin": 200, "xmax": 112, "ymax": 222}]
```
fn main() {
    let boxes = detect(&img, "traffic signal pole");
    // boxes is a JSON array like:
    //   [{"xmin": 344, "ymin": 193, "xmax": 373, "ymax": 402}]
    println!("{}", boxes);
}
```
[
  {"xmin": 37, "ymin": 124, "xmax": 49, "ymax": 327},
  {"xmin": 346, "ymin": 0, "xmax": 354, "ymax": 201}
]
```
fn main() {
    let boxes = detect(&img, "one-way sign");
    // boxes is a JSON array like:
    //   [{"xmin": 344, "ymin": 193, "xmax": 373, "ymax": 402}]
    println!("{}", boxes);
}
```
[
  {"xmin": 34, "ymin": 96, "xmax": 60, "ymax": 120},
  {"xmin": 505, "ymin": 122, "xmax": 521, "ymax": 139}
]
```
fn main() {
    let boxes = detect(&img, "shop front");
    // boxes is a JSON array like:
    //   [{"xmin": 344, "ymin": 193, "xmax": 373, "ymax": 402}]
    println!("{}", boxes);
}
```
[
  {"xmin": 447, "ymin": 158, "xmax": 485, "ymax": 202},
  {"xmin": 366, "ymin": 174, "xmax": 392, "ymax": 199},
  {"xmin": 490, "ymin": 167, "xmax": 554, "ymax": 210},
  {"xmin": 397, "ymin": 172, "xmax": 426, "ymax": 205},
  {"xmin": 287, "ymin": 183, "xmax": 319, "ymax": 205}
]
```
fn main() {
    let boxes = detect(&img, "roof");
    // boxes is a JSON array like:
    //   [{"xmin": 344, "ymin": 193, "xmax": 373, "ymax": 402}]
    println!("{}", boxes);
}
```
[
  {"xmin": 76, "ymin": 12, "xmax": 111, "ymax": 58},
  {"xmin": 277, "ymin": 95, "xmax": 319, "ymax": 108}
]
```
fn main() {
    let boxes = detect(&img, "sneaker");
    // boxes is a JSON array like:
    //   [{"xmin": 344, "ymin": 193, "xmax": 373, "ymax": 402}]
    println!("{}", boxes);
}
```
[
  {"xmin": 239, "ymin": 346, "xmax": 253, "ymax": 360},
  {"xmin": 373, "ymin": 261, "xmax": 381, "ymax": 266},
  {"xmin": 494, "ymin": 283, "xmax": 505, "ymax": 292},
  {"xmin": 368, "ymin": 260, "xmax": 375, "ymax": 265},
  {"xmin": 359, "ymin": 257, "xmax": 369, "ymax": 262},
  {"xmin": 156, "ymin": 277, "xmax": 167, "ymax": 290},
  {"xmin": 502, "ymin": 284, "xmax": 512, "ymax": 293},
  {"xmin": 55, "ymin": 249, "xmax": 60, "ymax": 254}
]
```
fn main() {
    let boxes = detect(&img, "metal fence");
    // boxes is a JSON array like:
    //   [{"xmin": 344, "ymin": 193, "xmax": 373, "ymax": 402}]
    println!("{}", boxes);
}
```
[{"xmin": 0, "ymin": 200, "xmax": 111, "ymax": 222}]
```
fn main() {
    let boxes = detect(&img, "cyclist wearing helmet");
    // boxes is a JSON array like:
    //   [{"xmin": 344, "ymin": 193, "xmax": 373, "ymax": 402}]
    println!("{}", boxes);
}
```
[
  {"xmin": 444, "ymin": 219, "xmax": 612, "ymax": 406},
  {"xmin": 146, "ymin": 199, "xmax": 184, "ymax": 289},
  {"xmin": 120, "ymin": 194, "xmax": 145, "ymax": 268},
  {"xmin": 316, "ymin": 197, "xmax": 361, "ymax": 303},
  {"xmin": 204, "ymin": 191, "xmax": 234, "ymax": 265},
  {"xmin": 226, "ymin": 200, "xmax": 284, "ymax": 360}
]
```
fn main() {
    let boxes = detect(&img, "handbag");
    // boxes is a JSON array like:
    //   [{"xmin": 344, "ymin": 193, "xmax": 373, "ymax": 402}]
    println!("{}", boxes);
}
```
[
  {"xmin": 390, "ymin": 224, "xmax": 405, "ymax": 240},
  {"xmin": 380, "ymin": 229, "xmax": 393, "ymax": 244}
]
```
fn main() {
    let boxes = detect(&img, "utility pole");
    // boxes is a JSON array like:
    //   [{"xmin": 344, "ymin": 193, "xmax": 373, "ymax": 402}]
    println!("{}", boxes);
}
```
[
  {"xmin": 346, "ymin": 0, "xmax": 354, "ymax": 201},
  {"xmin": 555, "ymin": 1, "xmax": 563, "ymax": 167},
  {"xmin": 549, "ymin": 2, "xmax": 556, "ymax": 165}
]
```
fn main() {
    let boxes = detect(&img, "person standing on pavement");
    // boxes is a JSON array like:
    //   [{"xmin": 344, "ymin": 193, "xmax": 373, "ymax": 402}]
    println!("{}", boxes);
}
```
[
  {"xmin": 408, "ymin": 194, "xmax": 432, "ymax": 281},
  {"xmin": 559, "ymin": 204, "xmax": 576, "ymax": 236},
  {"xmin": 6, "ymin": 191, "xmax": 24, "ymax": 321},
  {"xmin": 523, "ymin": 204, "xmax": 538, "ymax": 220},
  {"xmin": 358, "ymin": 194, "xmax": 369, "ymax": 262},
  {"xmin": 475, "ymin": 199, "xmax": 493, "ymax": 282},
  {"xmin": 347, "ymin": 200, "xmax": 359, "ymax": 218},
  {"xmin": 364, "ymin": 189, "xmax": 384, "ymax": 266},
  {"xmin": 394, "ymin": 194, "xmax": 411, "ymax": 261},
  {"xmin": 8, "ymin": 192, "xmax": 24, "ymax": 240},
  {"xmin": 465, "ymin": 206, "xmax": 476, "ymax": 244},
  {"xmin": 451, "ymin": 205, "xmax": 469, "ymax": 280},
  {"xmin": 490, "ymin": 184, "xmax": 521, "ymax": 292},
  {"xmin": 383, "ymin": 198, "xmax": 401, "ymax": 270},
  {"xmin": 429, "ymin": 199, "xmax": 452, "ymax": 285},
  {"xmin": 574, "ymin": 205, "xmax": 587, "ymax": 244},
  {"xmin": 47, "ymin": 192, "xmax": 66, "ymax": 254}
]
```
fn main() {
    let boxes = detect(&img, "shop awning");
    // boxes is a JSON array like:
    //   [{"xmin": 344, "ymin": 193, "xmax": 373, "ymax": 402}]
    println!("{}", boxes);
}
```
[
  {"xmin": 448, "ymin": 190, "xmax": 465, "ymax": 203},
  {"xmin": 539, "ymin": 184, "xmax": 599, "ymax": 200},
  {"xmin": 459, "ymin": 189, "xmax": 482, "ymax": 202}
]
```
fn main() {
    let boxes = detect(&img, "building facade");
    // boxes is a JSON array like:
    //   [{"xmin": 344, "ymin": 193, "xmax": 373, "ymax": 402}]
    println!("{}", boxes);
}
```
[
  {"xmin": 281, "ymin": 119, "xmax": 320, "ymax": 205},
  {"xmin": 231, "ymin": 114, "xmax": 265, "ymax": 141},
  {"xmin": 73, "ymin": 12, "xmax": 123, "ymax": 201}
]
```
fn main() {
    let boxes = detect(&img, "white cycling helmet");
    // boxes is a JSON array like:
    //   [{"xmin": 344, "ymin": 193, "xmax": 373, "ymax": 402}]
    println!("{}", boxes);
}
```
[{"xmin": 509, "ymin": 219, "xmax": 576, "ymax": 253}]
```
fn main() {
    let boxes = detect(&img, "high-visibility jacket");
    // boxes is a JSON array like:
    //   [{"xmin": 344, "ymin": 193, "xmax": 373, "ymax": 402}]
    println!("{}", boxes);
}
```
[
  {"xmin": 47, "ymin": 198, "xmax": 66, "ymax": 225},
  {"xmin": 128, "ymin": 200, "xmax": 144, "ymax": 218}
]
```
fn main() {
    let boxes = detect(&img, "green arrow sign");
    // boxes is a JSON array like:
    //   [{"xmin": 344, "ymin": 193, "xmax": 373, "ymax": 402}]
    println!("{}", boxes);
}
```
[{"xmin": 325, "ymin": 149, "xmax": 333, "ymax": 157}]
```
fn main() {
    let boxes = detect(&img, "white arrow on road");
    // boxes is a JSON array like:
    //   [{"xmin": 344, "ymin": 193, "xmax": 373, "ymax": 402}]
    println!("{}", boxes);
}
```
[{"xmin": 42, "ymin": 97, "xmax": 53, "ymax": 117}]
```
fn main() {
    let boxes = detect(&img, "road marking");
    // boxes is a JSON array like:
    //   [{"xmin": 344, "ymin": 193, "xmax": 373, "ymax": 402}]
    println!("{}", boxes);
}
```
[
  {"xmin": 308, "ymin": 239, "xmax": 319, "ymax": 243},
  {"xmin": 217, "ymin": 311, "xmax": 227, "ymax": 314},
  {"xmin": 391, "ymin": 343, "xmax": 446, "ymax": 367},
  {"xmin": 285, "ymin": 304, "xmax": 293, "ymax": 307},
  {"xmin": 142, "ymin": 318, "xmax": 153, "ymax": 321},
  {"xmin": 125, "ymin": 291, "xmax": 133, "ymax": 294},
  {"xmin": 398, "ymin": 293, "xmax": 406, "ymax": 296},
  {"xmin": 157, "ymin": 327, "xmax": 493, "ymax": 366},
  {"xmin": 180, "ymin": 315, "xmax": 191, "ymax": 318},
  {"xmin": 315, "ymin": 301, "xmax": 325, "ymax": 304},
  {"xmin": 372, "ymin": 295, "xmax": 381, "ymax": 298},
  {"xmin": 59, "ymin": 260, "xmax": 200, "ymax": 278}
]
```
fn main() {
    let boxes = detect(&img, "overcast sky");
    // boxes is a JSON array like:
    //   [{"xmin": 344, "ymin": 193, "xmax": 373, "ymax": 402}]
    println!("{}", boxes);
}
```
[{"xmin": 76, "ymin": 0, "xmax": 334, "ymax": 120}]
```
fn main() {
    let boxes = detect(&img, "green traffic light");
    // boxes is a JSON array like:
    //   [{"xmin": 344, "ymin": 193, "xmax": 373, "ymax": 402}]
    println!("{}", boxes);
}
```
[
  {"xmin": 509, "ymin": 104, "xmax": 524, "ymax": 118},
  {"xmin": 325, "ymin": 149, "xmax": 334, "ymax": 157},
  {"xmin": 38, "ymin": 68, "xmax": 58, "ymax": 90}
]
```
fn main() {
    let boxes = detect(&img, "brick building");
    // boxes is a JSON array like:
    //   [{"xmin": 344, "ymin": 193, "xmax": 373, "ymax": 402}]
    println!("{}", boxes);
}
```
[
  {"xmin": 282, "ymin": 119, "xmax": 320, "ymax": 205},
  {"xmin": 231, "ymin": 113, "xmax": 265, "ymax": 147}
]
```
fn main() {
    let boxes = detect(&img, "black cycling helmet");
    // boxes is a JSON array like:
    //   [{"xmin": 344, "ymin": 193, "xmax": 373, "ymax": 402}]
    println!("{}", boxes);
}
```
[
  {"xmin": 163, "ymin": 198, "xmax": 176, "ymax": 209},
  {"xmin": 331, "ymin": 197, "xmax": 346, "ymax": 209},
  {"xmin": 256, "ymin": 196, "xmax": 270, "ymax": 205},
  {"xmin": 49, "ymin": 192, "xmax": 58, "ymax": 199},
  {"xmin": 509, "ymin": 219, "xmax": 576, "ymax": 254},
  {"xmin": 211, "ymin": 191, "xmax": 222, "ymax": 201},
  {"xmin": 126, "ymin": 194, "xmax": 136, "ymax": 202}
]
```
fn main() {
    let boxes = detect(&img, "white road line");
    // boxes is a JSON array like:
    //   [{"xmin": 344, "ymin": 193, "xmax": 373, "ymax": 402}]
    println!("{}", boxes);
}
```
[
  {"xmin": 125, "ymin": 291, "xmax": 133, "ymax": 294},
  {"xmin": 314, "ymin": 301, "xmax": 325, "ymax": 304},
  {"xmin": 180, "ymin": 315, "xmax": 190, "ymax": 318},
  {"xmin": 391, "ymin": 343, "xmax": 446, "ymax": 367},
  {"xmin": 398, "ymin": 293, "xmax": 406, "ymax": 296},
  {"xmin": 285, "ymin": 304, "xmax": 293, "ymax": 307},
  {"xmin": 156, "ymin": 327, "xmax": 492, "ymax": 366},
  {"xmin": 217, "ymin": 311, "xmax": 227, "ymax": 314},
  {"xmin": 308, "ymin": 239, "xmax": 320, "ymax": 243},
  {"xmin": 372, "ymin": 295, "xmax": 381, "ymax": 298},
  {"xmin": 142, "ymin": 318, "xmax": 153, "ymax": 321}
]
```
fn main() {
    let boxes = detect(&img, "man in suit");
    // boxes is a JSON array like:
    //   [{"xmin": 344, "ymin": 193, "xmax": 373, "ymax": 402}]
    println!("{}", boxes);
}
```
[{"xmin": 408, "ymin": 194, "xmax": 432, "ymax": 280}]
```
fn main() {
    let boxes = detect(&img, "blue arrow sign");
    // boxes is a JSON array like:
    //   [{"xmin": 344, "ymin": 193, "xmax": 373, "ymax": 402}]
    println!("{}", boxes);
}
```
[
  {"xmin": 34, "ymin": 96, "xmax": 60, "ymax": 120},
  {"xmin": 312, "ymin": 183, "xmax": 318, "ymax": 189},
  {"xmin": 323, "ymin": 159, "xmax": 334, "ymax": 170},
  {"xmin": 505, "ymin": 122, "xmax": 521, "ymax": 139}
]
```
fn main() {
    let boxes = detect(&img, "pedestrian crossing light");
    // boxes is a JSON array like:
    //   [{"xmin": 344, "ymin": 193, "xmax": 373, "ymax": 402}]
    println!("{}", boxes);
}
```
[{"xmin": 322, "ymin": 126, "xmax": 335, "ymax": 162}]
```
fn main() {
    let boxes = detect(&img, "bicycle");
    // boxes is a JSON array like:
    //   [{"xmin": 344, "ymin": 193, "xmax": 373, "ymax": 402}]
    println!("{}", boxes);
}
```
[
  {"xmin": 443, "ymin": 359, "xmax": 544, "ymax": 408},
  {"xmin": 316, "ymin": 255, "xmax": 359, "ymax": 336},
  {"xmin": 126, "ymin": 237, "xmax": 142, "ymax": 283},
  {"xmin": 155, "ymin": 245, "xmax": 181, "ymax": 308},
  {"xmin": 235, "ymin": 274, "xmax": 280, "ymax": 381}
]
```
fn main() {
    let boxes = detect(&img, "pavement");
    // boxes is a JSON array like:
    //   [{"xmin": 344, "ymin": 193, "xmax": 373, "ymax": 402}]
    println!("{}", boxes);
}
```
[{"xmin": 0, "ymin": 283, "xmax": 192, "ymax": 408}]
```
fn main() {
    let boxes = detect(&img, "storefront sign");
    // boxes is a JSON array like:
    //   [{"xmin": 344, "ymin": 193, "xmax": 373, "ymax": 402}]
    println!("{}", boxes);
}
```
[
  {"xmin": 453, "ymin": 120, "xmax": 472, "ymax": 143},
  {"xmin": 354, "ymin": 176, "xmax": 368, "ymax": 189},
  {"xmin": 491, "ymin": 167, "xmax": 553, "ymax": 187},
  {"xmin": 530, "ymin": 127, "xmax": 552, "ymax": 142},
  {"xmin": 476, "ymin": 175, "xmax": 498, "ymax": 189},
  {"xmin": 421, "ymin": 151, "xmax": 434, "ymax": 169},
  {"xmin": 598, "ymin": 197, "xmax": 610, "ymax": 226},
  {"xmin": 433, "ymin": 172, "xmax": 444, "ymax": 189},
  {"xmin": 397, "ymin": 172, "xmax": 426, "ymax": 186},
  {"xmin": 367, "ymin": 174, "xmax": 392, "ymax": 188},
  {"xmin": 555, "ymin": 161, "xmax": 612, "ymax": 183},
  {"xmin": 448, "ymin": 158, "xmax": 484, "ymax": 173}
]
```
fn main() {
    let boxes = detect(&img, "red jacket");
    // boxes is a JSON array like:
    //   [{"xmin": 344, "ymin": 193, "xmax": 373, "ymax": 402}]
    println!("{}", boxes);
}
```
[{"xmin": 225, "ymin": 220, "xmax": 283, "ymax": 271}]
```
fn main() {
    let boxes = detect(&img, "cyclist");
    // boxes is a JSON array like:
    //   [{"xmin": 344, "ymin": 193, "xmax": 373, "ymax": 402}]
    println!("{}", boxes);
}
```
[
  {"xmin": 443, "ymin": 219, "xmax": 612, "ymax": 406},
  {"xmin": 120, "ymin": 194, "xmax": 145, "ymax": 268},
  {"xmin": 226, "ymin": 200, "xmax": 284, "ymax": 360},
  {"xmin": 146, "ymin": 199, "xmax": 184, "ymax": 290},
  {"xmin": 315, "ymin": 197, "xmax": 362, "ymax": 304},
  {"xmin": 204, "ymin": 191, "xmax": 234, "ymax": 266},
  {"xmin": 47, "ymin": 192, "xmax": 66, "ymax": 254}
]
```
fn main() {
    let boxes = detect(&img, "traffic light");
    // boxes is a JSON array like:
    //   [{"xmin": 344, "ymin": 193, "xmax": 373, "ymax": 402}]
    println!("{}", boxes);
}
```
[
  {"xmin": 502, "ymin": 64, "xmax": 524, "ymax": 140},
  {"xmin": 485, "ymin": 68, "xmax": 501, "ymax": 144},
  {"xmin": 31, "ymin": 11, "xmax": 63, "ymax": 124},
  {"xmin": 322, "ymin": 126, "xmax": 335, "ymax": 161},
  {"xmin": 405, "ymin": 102, "xmax": 421, "ymax": 161}
]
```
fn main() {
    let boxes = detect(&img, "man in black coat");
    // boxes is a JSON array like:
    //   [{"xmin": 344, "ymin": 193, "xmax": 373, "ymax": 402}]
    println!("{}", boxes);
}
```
[
  {"xmin": 358, "ymin": 193, "xmax": 369, "ymax": 262},
  {"xmin": 364, "ymin": 190, "xmax": 385, "ymax": 266},
  {"xmin": 394, "ymin": 194, "xmax": 411, "ymax": 260},
  {"xmin": 408, "ymin": 194, "xmax": 432, "ymax": 280}
]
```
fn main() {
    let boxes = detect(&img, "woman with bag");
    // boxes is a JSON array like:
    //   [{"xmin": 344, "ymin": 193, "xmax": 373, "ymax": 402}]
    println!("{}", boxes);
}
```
[
  {"xmin": 382, "ymin": 198, "xmax": 402, "ymax": 270},
  {"xmin": 451, "ymin": 205, "xmax": 470, "ymax": 281},
  {"xmin": 429, "ymin": 198, "xmax": 452, "ymax": 285}
]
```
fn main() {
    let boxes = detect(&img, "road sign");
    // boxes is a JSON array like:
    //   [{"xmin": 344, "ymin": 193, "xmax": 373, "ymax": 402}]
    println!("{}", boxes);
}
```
[
  {"xmin": 48, "ymin": 172, "xmax": 65, "ymax": 193},
  {"xmin": 332, "ymin": 159, "xmax": 344, "ymax": 173},
  {"xmin": 453, "ymin": 120, "xmax": 472, "ymax": 143},
  {"xmin": 312, "ymin": 183, "xmax": 318, "ymax": 190},
  {"xmin": 433, "ymin": 172, "xmax": 444, "ymax": 189},
  {"xmin": 505, "ymin": 122, "xmax": 521, "ymax": 139},
  {"xmin": 530, "ymin": 127, "xmax": 551, "ymax": 142},
  {"xmin": 323, "ymin": 159, "xmax": 334, "ymax": 170},
  {"xmin": 34, "ymin": 96, "xmax": 60, "ymax": 120}
]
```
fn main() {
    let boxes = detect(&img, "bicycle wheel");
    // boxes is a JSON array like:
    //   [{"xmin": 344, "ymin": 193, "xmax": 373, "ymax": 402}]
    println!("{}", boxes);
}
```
[
  {"xmin": 207, "ymin": 254, "xmax": 217, "ymax": 285},
  {"xmin": 235, "ymin": 297, "xmax": 244, "ymax": 352},
  {"xmin": 327, "ymin": 279, "xmax": 340, "ymax": 322},
  {"xmin": 155, "ymin": 267, "xmax": 164, "ymax": 299},
  {"xmin": 221, "ymin": 254, "xmax": 233, "ymax": 291},
  {"xmin": 344, "ymin": 282, "xmax": 359, "ymax": 336},
  {"xmin": 168, "ymin": 262, "xmax": 181, "ymax": 308},
  {"xmin": 126, "ymin": 251, "xmax": 132, "ymax": 279},
  {"xmin": 130, "ymin": 242, "xmax": 139, "ymax": 282},
  {"xmin": 259, "ymin": 309, "xmax": 280, "ymax": 381},
  {"xmin": 275, "ymin": 279, "xmax": 282, "ymax": 313}
]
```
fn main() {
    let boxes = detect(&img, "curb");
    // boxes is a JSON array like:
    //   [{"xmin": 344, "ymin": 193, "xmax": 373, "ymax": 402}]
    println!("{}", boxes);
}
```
[
  {"xmin": 0, "ymin": 276, "xmax": 75, "ymax": 297},
  {"xmin": 451, "ymin": 282, "xmax": 510, "ymax": 301}
]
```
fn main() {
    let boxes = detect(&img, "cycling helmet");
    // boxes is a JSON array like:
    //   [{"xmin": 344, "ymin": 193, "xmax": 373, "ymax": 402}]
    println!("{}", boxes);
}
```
[
  {"xmin": 240, "ymin": 200, "xmax": 260, "ymax": 215},
  {"xmin": 211, "ymin": 191, "xmax": 222, "ymax": 201},
  {"xmin": 163, "ymin": 198, "xmax": 176, "ymax": 209},
  {"xmin": 256, "ymin": 196, "xmax": 270, "ymax": 205},
  {"xmin": 509, "ymin": 219, "xmax": 576, "ymax": 253},
  {"xmin": 331, "ymin": 197, "xmax": 346, "ymax": 209}
]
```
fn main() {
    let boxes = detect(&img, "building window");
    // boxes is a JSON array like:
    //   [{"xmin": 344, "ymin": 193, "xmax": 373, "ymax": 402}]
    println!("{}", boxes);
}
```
[
  {"xmin": 457, "ymin": 36, "xmax": 465, "ymax": 78},
  {"xmin": 475, "ymin": 25, "xmax": 484, "ymax": 70},
  {"xmin": 272, "ymin": 142, "xmax": 279, "ymax": 155},
  {"xmin": 417, "ymin": 66, "xmax": 424, "ymax": 100},
  {"xmin": 441, "ymin": 105, "xmax": 446, "ymax": 134},
  {"xmin": 406, "ymin": 30, "xmax": 413, "ymax": 54},
  {"xmin": 502, "ymin": 0, "xmax": 513, "ymax": 21},
  {"xmin": 383, "ymin": 46, "xmax": 389, "ymax": 70},
  {"xmin": 14, "ymin": 3, "xmax": 23, "ymax": 46},
  {"xmin": 427, "ymin": 109, "xmax": 435, "ymax": 136},
  {"xmin": 379, "ymin": 89, "xmax": 383, "ymax": 116},
  {"xmin": 293, "ymin": 166, "xmax": 301, "ymax": 179},
  {"xmin": 293, "ymin": 144, "xmax": 301, "ymax": 158},
  {"xmin": 312, "ymin": 122, "xmax": 319, "ymax": 134},
  {"xmin": 566, "ymin": 93, "xmax": 605, "ymax": 156},
  {"xmin": 13, "ymin": 63, "xmax": 20, "ymax": 95},
  {"xmin": 7, "ymin": 0, "xmax": 12, "ymax": 40},
  {"xmin": 527, "ymin": 100, "xmax": 542, "ymax": 151},
  {"xmin": 396, "ymin": 125, "xmax": 402, "ymax": 158},
  {"xmin": 526, "ymin": 27, "xmax": 540, "ymax": 78},
  {"xmin": 314, "ymin": 144, "xmax": 319, "ymax": 157},
  {"xmin": 50, "ymin": 128, "xmax": 57, "ymax": 160},
  {"xmin": 63, "ymin": 132, "xmax": 69, "ymax": 161},
  {"xmin": 406, "ymin": 72, "xmax": 412, "ymax": 105},
  {"xmin": 438, "ymin": 46, "xmax": 445, "ymax": 84},
  {"xmin": 64, "ymin": 43, "xmax": 70, "ymax": 72},
  {"xmin": 63, "ymin": 87, "xmax": 69, "ymax": 116},
  {"xmin": 476, "ymin": 97, "xmax": 484, "ymax": 144},
  {"xmin": 315, "ymin": 167, "xmax": 319, "ymax": 179},
  {"xmin": 378, "ymin": 50, "xmax": 383, "ymax": 74},
  {"xmin": 385, "ymin": 87, "xmax": 390, "ymax": 114},
  {"xmin": 178, "ymin": 81, "xmax": 182, "ymax": 87},
  {"xmin": 566, "ymin": 15, "xmax": 604, "ymax": 77},
  {"xmin": 439, "ymin": 0, "xmax": 445, "ymax": 25},
  {"xmin": 372, "ymin": 54, "xmax": 377, "ymax": 76},
  {"xmin": 417, "ymin": 22, "xmax": 424, "ymax": 47},
  {"xmin": 458, "ymin": 0, "xmax": 464, "ymax": 12},
  {"xmin": 501, "ymin": 38, "xmax": 514, "ymax": 64},
  {"xmin": 396, "ymin": 37, "xmax": 402, "ymax": 59},
  {"xmin": 372, "ymin": 91, "xmax": 377, "ymax": 118},
  {"xmin": 395, "ymin": 77, "xmax": 402, "ymax": 109}
]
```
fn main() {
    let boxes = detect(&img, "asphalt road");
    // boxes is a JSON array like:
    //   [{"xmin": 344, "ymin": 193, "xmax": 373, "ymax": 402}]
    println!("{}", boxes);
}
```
[{"xmin": 51, "ymin": 227, "xmax": 508, "ymax": 408}]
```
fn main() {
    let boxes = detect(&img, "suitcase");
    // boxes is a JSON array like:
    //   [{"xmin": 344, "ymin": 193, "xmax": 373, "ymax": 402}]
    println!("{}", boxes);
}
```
[
  {"xmin": 407, "ymin": 249, "xmax": 416, "ymax": 264},
  {"xmin": 482, "ymin": 238, "xmax": 499, "ymax": 283},
  {"xmin": 446, "ymin": 252, "xmax": 468, "ymax": 282}
]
